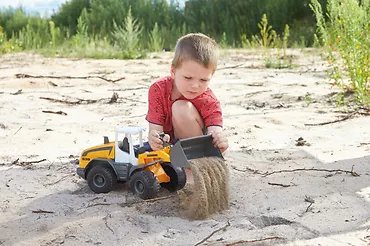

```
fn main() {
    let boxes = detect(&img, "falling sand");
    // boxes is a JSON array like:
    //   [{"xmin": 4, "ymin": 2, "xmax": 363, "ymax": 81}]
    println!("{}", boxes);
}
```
[{"xmin": 179, "ymin": 156, "xmax": 229, "ymax": 220}]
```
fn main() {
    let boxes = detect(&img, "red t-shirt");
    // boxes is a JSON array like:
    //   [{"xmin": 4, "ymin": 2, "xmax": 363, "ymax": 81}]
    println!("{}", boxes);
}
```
[{"xmin": 145, "ymin": 76, "xmax": 223, "ymax": 137}]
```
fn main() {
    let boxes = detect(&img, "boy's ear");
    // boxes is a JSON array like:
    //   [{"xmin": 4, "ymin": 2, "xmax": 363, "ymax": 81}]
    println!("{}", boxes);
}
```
[{"xmin": 170, "ymin": 65, "xmax": 175, "ymax": 78}]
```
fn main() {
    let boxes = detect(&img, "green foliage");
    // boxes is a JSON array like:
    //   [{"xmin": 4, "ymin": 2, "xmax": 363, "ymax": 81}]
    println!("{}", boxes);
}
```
[
  {"xmin": 49, "ymin": 21, "xmax": 56, "ymax": 51},
  {"xmin": 240, "ymin": 33, "xmax": 252, "ymax": 48},
  {"xmin": 148, "ymin": 22, "xmax": 164, "ymax": 52},
  {"xmin": 252, "ymin": 14, "xmax": 295, "ymax": 69},
  {"xmin": 257, "ymin": 14, "xmax": 274, "ymax": 49},
  {"xmin": 310, "ymin": 0, "xmax": 370, "ymax": 105},
  {"xmin": 219, "ymin": 32, "xmax": 228, "ymax": 48},
  {"xmin": 17, "ymin": 18, "xmax": 50, "ymax": 50},
  {"xmin": 2, "ymin": 8, "xmax": 28, "ymax": 37},
  {"xmin": 74, "ymin": 14, "xmax": 89, "ymax": 48},
  {"xmin": 282, "ymin": 24, "xmax": 290, "ymax": 58},
  {"xmin": 0, "ymin": 0, "xmax": 323, "ymax": 60},
  {"xmin": 111, "ymin": 7, "xmax": 145, "ymax": 59},
  {"xmin": 51, "ymin": 0, "xmax": 91, "ymax": 35},
  {"xmin": 48, "ymin": 21, "xmax": 62, "ymax": 52}
]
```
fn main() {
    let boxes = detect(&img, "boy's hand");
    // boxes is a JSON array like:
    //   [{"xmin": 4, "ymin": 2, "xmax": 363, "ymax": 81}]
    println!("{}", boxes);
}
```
[
  {"xmin": 148, "ymin": 130, "xmax": 170, "ymax": 150},
  {"xmin": 209, "ymin": 130, "xmax": 229, "ymax": 154}
]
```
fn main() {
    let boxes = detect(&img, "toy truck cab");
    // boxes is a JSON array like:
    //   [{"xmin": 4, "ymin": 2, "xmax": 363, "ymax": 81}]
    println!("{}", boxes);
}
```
[{"xmin": 114, "ymin": 126, "xmax": 147, "ymax": 164}]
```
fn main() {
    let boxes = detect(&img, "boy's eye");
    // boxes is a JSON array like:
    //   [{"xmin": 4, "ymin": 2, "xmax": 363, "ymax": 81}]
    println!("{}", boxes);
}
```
[
  {"xmin": 200, "ymin": 79, "xmax": 209, "ymax": 82},
  {"xmin": 184, "ymin": 76, "xmax": 192, "ymax": 80}
]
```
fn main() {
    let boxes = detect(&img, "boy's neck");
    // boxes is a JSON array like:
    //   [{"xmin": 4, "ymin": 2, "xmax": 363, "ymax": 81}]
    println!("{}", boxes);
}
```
[{"xmin": 171, "ymin": 81, "xmax": 182, "ymax": 101}]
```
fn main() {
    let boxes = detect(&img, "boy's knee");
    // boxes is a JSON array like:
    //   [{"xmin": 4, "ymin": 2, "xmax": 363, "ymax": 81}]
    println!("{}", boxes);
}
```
[
  {"xmin": 172, "ymin": 100, "xmax": 205, "ymax": 137},
  {"xmin": 172, "ymin": 100, "xmax": 197, "ymax": 120}
]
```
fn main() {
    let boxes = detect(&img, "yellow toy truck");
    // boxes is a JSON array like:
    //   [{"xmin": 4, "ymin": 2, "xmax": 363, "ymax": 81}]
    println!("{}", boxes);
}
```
[{"xmin": 76, "ymin": 126, "xmax": 222, "ymax": 199}]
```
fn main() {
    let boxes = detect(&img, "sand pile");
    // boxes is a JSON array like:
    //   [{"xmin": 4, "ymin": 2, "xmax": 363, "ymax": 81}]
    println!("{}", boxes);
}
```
[{"xmin": 179, "ymin": 156, "xmax": 229, "ymax": 220}]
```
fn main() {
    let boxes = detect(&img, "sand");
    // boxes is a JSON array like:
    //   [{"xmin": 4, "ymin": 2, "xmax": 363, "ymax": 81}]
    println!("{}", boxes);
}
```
[
  {"xmin": 0, "ymin": 49, "xmax": 370, "ymax": 246},
  {"xmin": 180, "ymin": 157, "xmax": 229, "ymax": 220}
]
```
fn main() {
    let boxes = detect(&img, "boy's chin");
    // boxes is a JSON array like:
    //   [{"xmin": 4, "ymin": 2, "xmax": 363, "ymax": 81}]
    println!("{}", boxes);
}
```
[
  {"xmin": 182, "ymin": 91, "xmax": 201, "ymax": 99},
  {"xmin": 183, "ymin": 94, "xmax": 199, "ymax": 99}
]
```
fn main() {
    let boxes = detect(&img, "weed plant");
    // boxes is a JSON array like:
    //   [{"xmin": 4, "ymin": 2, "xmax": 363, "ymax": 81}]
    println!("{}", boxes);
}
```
[{"xmin": 310, "ymin": 0, "xmax": 370, "ymax": 105}]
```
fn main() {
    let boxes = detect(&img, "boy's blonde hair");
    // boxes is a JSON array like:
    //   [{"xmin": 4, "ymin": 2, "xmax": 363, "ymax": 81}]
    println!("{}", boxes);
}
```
[{"xmin": 172, "ymin": 33, "xmax": 219, "ymax": 73}]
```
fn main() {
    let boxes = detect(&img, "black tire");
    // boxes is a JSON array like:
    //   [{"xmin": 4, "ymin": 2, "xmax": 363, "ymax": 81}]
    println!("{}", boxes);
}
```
[
  {"xmin": 129, "ymin": 170, "xmax": 160, "ymax": 199},
  {"xmin": 160, "ymin": 163, "xmax": 187, "ymax": 192},
  {"xmin": 87, "ymin": 165, "xmax": 117, "ymax": 193}
]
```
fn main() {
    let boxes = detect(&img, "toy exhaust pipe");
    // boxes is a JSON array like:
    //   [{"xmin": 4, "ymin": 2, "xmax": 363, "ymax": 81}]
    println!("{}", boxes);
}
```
[{"xmin": 170, "ymin": 135, "xmax": 223, "ymax": 169}]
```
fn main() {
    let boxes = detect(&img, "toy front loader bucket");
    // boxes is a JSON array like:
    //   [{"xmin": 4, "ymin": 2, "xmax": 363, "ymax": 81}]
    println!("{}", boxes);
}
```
[{"xmin": 170, "ymin": 135, "xmax": 223, "ymax": 169}]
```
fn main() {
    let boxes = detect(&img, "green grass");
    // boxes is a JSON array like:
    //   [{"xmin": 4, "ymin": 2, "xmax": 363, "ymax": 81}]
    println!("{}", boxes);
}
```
[{"xmin": 1, "ymin": 10, "xmax": 302, "ymax": 66}]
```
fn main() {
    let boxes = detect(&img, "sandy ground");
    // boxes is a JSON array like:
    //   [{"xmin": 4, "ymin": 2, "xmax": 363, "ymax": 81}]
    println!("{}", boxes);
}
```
[{"xmin": 0, "ymin": 49, "xmax": 369, "ymax": 246}]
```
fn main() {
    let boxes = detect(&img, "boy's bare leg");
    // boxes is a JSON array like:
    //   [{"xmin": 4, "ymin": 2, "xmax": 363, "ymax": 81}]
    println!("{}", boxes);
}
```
[
  {"xmin": 172, "ymin": 100, "xmax": 204, "ymax": 138},
  {"xmin": 172, "ymin": 100, "xmax": 204, "ymax": 184}
]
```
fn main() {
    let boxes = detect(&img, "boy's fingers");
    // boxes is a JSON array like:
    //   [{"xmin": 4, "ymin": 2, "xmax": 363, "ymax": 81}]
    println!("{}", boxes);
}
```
[
  {"xmin": 219, "ymin": 141, "xmax": 228, "ymax": 150},
  {"xmin": 149, "ymin": 142, "xmax": 163, "ymax": 150},
  {"xmin": 155, "ymin": 137, "xmax": 163, "ymax": 143},
  {"xmin": 151, "ymin": 137, "xmax": 162, "ymax": 145},
  {"xmin": 163, "ymin": 134, "xmax": 170, "ymax": 142},
  {"xmin": 209, "ymin": 131, "xmax": 218, "ymax": 144},
  {"xmin": 211, "ymin": 133, "xmax": 228, "ymax": 151},
  {"xmin": 151, "ymin": 130, "xmax": 160, "ymax": 138}
]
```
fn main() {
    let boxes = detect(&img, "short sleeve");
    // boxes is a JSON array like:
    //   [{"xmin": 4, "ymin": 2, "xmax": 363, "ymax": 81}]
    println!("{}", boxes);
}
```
[
  {"xmin": 145, "ymin": 83, "xmax": 166, "ymax": 125},
  {"xmin": 201, "ymin": 99, "xmax": 223, "ymax": 128}
]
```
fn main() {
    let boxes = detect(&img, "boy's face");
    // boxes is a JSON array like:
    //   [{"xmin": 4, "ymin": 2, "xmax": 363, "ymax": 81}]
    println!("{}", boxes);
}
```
[{"xmin": 171, "ymin": 60, "xmax": 214, "ymax": 100}]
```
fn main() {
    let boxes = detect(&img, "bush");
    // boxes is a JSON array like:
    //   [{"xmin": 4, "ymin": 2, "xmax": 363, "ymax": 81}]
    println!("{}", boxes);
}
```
[
  {"xmin": 310, "ymin": 0, "xmax": 370, "ymax": 105},
  {"xmin": 111, "ymin": 7, "xmax": 145, "ymax": 59}
]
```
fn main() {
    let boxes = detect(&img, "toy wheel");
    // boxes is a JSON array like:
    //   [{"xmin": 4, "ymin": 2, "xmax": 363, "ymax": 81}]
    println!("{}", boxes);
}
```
[
  {"xmin": 129, "ymin": 170, "xmax": 160, "ymax": 199},
  {"xmin": 160, "ymin": 163, "xmax": 186, "ymax": 192},
  {"xmin": 87, "ymin": 165, "xmax": 116, "ymax": 193}
]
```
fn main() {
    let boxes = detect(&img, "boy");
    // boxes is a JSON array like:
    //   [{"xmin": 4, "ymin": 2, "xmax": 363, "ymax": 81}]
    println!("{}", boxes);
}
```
[{"xmin": 145, "ymin": 33, "xmax": 228, "ymax": 154}]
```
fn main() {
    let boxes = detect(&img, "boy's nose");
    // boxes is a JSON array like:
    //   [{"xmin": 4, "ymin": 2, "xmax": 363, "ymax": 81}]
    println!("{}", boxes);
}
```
[{"xmin": 190, "ymin": 82, "xmax": 199, "ymax": 89}]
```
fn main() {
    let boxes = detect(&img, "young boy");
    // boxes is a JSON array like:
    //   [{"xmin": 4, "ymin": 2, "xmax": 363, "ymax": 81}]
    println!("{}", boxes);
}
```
[{"xmin": 145, "ymin": 33, "xmax": 228, "ymax": 154}]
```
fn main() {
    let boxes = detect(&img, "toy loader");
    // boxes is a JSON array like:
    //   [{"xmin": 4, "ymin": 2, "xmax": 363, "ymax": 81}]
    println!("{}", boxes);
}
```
[{"xmin": 76, "ymin": 126, "xmax": 223, "ymax": 199}]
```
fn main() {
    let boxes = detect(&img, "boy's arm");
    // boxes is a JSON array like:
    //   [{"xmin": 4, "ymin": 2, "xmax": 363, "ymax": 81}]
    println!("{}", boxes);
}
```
[
  {"xmin": 146, "ymin": 82, "xmax": 170, "ymax": 150},
  {"xmin": 200, "ymin": 94, "xmax": 227, "ymax": 153},
  {"xmin": 207, "ymin": 125, "xmax": 228, "ymax": 154}
]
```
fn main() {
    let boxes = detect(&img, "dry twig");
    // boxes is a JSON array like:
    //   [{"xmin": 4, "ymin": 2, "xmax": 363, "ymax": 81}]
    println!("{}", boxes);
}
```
[
  {"xmin": 40, "ymin": 92, "xmax": 122, "ymax": 105},
  {"xmin": 233, "ymin": 164, "xmax": 359, "ymax": 177},
  {"xmin": 12, "ymin": 158, "xmax": 47, "ymax": 166},
  {"xmin": 263, "ymin": 167, "xmax": 359, "ymax": 177},
  {"xmin": 108, "ymin": 87, "xmax": 147, "ymax": 91},
  {"xmin": 304, "ymin": 112, "xmax": 356, "ymax": 126},
  {"xmin": 194, "ymin": 221, "xmax": 230, "ymax": 246},
  {"xmin": 218, "ymin": 63, "xmax": 245, "ymax": 70},
  {"xmin": 32, "ymin": 209, "xmax": 54, "ymax": 214},
  {"xmin": 11, "ymin": 89, "xmax": 23, "ymax": 95},
  {"xmin": 79, "ymin": 195, "xmax": 175, "ymax": 211},
  {"xmin": 225, "ymin": 236, "xmax": 282, "ymax": 246},
  {"xmin": 231, "ymin": 165, "xmax": 264, "ymax": 175},
  {"xmin": 15, "ymin": 73, "xmax": 125, "ymax": 83},
  {"xmin": 86, "ymin": 203, "xmax": 113, "ymax": 208},
  {"xmin": 305, "ymin": 107, "xmax": 370, "ymax": 126},
  {"xmin": 305, "ymin": 196, "xmax": 315, "ymax": 212},
  {"xmin": 42, "ymin": 110, "xmax": 67, "ymax": 115},
  {"xmin": 121, "ymin": 195, "xmax": 175, "ymax": 207},
  {"xmin": 45, "ymin": 175, "xmax": 69, "ymax": 186},
  {"xmin": 103, "ymin": 214, "xmax": 114, "ymax": 233},
  {"xmin": 247, "ymin": 82, "xmax": 264, "ymax": 87},
  {"xmin": 40, "ymin": 96, "xmax": 98, "ymax": 105},
  {"xmin": 13, "ymin": 126, "xmax": 22, "ymax": 135},
  {"xmin": 267, "ymin": 182, "xmax": 294, "ymax": 187}
]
